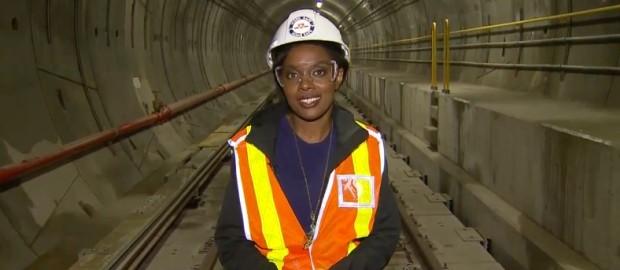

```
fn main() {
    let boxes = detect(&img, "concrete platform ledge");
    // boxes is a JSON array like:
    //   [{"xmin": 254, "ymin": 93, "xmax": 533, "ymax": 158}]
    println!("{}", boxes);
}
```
[{"xmin": 345, "ymin": 67, "xmax": 619, "ymax": 270}]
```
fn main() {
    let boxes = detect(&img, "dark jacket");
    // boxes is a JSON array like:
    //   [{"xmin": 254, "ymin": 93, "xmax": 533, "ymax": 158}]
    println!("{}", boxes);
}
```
[{"xmin": 214, "ymin": 102, "xmax": 401, "ymax": 270}]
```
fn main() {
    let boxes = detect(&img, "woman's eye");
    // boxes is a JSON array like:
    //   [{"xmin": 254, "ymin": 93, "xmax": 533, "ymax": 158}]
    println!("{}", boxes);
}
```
[
  {"xmin": 286, "ymin": 72, "xmax": 299, "ymax": 80},
  {"xmin": 312, "ymin": 69, "xmax": 326, "ymax": 77}
]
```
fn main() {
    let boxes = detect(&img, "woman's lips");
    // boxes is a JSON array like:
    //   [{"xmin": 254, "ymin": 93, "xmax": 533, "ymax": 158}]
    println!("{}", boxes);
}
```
[{"xmin": 299, "ymin": 96, "xmax": 320, "ymax": 108}]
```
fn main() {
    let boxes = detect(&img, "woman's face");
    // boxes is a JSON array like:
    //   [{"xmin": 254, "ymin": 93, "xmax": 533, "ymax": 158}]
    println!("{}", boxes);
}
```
[{"xmin": 277, "ymin": 43, "xmax": 344, "ymax": 122}]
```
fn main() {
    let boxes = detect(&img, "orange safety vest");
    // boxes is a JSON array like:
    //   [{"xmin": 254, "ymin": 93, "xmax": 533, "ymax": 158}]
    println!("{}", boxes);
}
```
[{"xmin": 228, "ymin": 121, "xmax": 385, "ymax": 270}]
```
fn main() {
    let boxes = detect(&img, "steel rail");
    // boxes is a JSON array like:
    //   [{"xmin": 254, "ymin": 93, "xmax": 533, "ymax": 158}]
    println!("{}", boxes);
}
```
[
  {"xmin": 109, "ymin": 142, "xmax": 229, "ymax": 270},
  {"xmin": 200, "ymin": 244, "xmax": 220, "ymax": 270},
  {"xmin": 97, "ymin": 92, "xmax": 275, "ymax": 270},
  {"xmin": 0, "ymin": 70, "xmax": 269, "ymax": 185},
  {"xmin": 396, "ymin": 201, "xmax": 435, "ymax": 270}
]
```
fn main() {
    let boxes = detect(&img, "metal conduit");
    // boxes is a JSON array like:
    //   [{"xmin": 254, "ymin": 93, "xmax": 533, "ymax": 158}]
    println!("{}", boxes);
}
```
[
  {"xmin": 367, "ymin": 1, "xmax": 419, "ymax": 31},
  {"xmin": 210, "ymin": 0, "xmax": 270, "ymax": 34},
  {"xmin": 336, "ymin": 0, "xmax": 367, "ymax": 27},
  {"xmin": 354, "ymin": 16, "xmax": 620, "ymax": 52},
  {"xmin": 451, "ymin": 4, "xmax": 620, "ymax": 36},
  {"xmin": 359, "ymin": 58, "xmax": 620, "ymax": 75},
  {"xmin": 353, "ymin": 33, "xmax": 620, "ymax": 54},
  {"xmin": 349, "ymin": 6, "xmax": 404, "ymax": 32},
  {"xmin": 345, "ymin": 0, "xmax": 403, "ymax": 31},
  {"xmin": 352, "ymin": 35, "xmax": 431, "ymax": 50},
  {"xmin": 241, "ymin": 0, "xmax": 278, "ymax": 29},
  {"xmin": 0, "ymin": 70, "xmax": 270, "ymax": 185},
  {"xmin": 342, "ymin": 0, "xmax": 398, "ymax": 31},
  {"xmin": 351, "ymin": 4, "xmax": 620, "ymax": 50},
  {"xmin": 346, "ymin": 0, "xmax": 420, "ymax": 32}
]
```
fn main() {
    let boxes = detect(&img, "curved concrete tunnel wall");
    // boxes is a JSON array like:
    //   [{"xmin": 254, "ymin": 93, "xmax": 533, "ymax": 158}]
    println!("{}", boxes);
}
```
[
  {"xmin": 0, "ymin": 0, "xmax": 619, "ymax": 269},
  {"xmin": 0, "ymin": 0, "xmax": 274, "ymax": 268}
]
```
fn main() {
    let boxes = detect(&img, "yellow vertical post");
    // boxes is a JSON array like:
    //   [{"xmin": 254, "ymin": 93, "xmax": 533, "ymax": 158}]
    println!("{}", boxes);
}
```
[
  {"xmin": 442, "ymin": 19, "xmax": 451, "ymax": 94},
  {"xmin": 431, "ymin": 22, "xmax": 438, "ymax": 90}
]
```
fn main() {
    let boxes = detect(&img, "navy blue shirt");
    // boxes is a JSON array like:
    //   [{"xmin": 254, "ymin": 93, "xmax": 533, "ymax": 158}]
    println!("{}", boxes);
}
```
[{"xmin": 273, "ymin": 115, "xmax": 335, "ymax": 233}]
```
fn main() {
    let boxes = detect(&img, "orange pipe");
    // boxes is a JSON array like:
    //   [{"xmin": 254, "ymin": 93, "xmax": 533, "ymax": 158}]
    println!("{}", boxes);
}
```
[{"xmin": 0, "ymin": 70, "xmax": 269, "ymax": 185}]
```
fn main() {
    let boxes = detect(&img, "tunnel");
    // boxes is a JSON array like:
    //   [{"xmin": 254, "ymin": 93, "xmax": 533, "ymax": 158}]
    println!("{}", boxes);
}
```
[{"xmin": 1, "ymin": 0, "xmax": 619, "ymax": 269}]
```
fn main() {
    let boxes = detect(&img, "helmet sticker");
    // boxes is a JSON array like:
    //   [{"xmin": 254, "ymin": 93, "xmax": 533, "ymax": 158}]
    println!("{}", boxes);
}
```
[{"xmin": 288, "ymin": 16, "xmax": 315, "ymax": 37}]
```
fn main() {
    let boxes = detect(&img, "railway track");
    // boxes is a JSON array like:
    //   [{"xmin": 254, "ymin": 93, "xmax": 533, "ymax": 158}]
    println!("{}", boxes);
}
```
[{"xmin": 71, "ymin": 91, "xmax": 503, "ymax": 270}]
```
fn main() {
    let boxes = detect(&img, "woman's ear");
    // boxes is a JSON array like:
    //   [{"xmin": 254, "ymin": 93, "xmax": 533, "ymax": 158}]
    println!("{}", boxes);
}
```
[{"xmin": 335, "ymin": 68, "xmax": 345, "ymax": 90}]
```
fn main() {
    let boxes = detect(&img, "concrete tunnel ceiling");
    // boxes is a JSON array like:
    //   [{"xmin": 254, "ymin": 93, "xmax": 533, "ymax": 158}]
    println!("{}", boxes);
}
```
[{"xmin": 1, "ymin": 0, "xmax": 619, "ymax": 269}]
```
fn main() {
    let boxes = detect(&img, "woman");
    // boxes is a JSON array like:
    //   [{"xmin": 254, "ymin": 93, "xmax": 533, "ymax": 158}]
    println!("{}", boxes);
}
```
[{"xmin": 215, "ymin": 9, "xmax": 401, "ymax": 270}]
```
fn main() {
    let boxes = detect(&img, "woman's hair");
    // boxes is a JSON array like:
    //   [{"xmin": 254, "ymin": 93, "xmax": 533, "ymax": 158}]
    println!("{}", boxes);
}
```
[{"xmin": 271, "ymin": 40, "xmax": 349, "ymax": 90}]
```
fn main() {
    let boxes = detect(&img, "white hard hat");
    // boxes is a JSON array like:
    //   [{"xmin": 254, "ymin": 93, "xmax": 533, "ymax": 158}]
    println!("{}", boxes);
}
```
[{"xmin": 266, "ymin": 9, "xmax": 350, "ymax": 69}]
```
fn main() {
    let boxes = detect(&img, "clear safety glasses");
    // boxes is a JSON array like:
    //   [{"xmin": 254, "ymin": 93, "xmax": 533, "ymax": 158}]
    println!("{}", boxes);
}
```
[{"xmin": 274, "ymin": 60, "xmax": 338, "ymax": 88}]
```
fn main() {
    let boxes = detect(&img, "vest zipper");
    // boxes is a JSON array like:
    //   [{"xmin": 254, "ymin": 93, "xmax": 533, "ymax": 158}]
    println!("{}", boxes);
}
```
[
  {"xmin": 309, "ymin": 245, "xmax": 316, "ymax": 270},
  {"xmin": 307, "ymin": 170, "xmax": 335, "ymax": 269}
]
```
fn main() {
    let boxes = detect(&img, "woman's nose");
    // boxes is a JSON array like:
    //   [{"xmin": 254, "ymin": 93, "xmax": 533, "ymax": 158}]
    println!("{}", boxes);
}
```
[{"xmin": 298, "ymin": 74, "xmax": 313, "ymax": 90}]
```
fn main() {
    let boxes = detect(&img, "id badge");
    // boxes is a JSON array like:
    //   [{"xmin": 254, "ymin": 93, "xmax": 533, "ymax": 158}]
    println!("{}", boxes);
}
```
[{"xmin": 337, "ymin": 175, "xmax": 376, "ymax": 208}]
